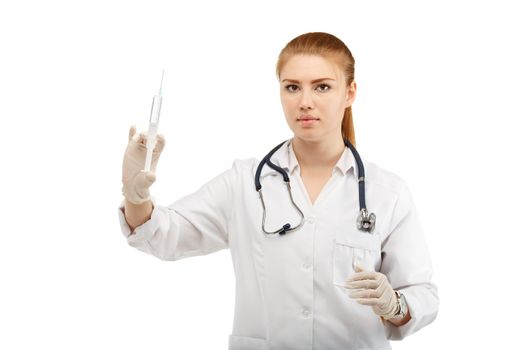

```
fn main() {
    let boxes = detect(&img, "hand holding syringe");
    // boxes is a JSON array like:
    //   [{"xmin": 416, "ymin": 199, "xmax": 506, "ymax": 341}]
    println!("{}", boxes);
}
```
[
  {"xmin": 143, "ymin": 69, "xmax": 164, "ymax": 172},
  {"xmin": 121, "ymin": 70, "xmax": 166, "ymax": 205}
]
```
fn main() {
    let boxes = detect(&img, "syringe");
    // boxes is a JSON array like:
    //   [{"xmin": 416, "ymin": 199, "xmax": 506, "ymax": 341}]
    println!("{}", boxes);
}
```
[{"xmin": 143, "ymin": 70, "xmax": 164, "ymax": 172}]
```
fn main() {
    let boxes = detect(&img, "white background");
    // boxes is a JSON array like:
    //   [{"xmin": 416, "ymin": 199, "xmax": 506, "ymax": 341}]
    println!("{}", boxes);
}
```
[{"xmin": 1, "ymin": 0, "xmax": 524, "ymax": 348}]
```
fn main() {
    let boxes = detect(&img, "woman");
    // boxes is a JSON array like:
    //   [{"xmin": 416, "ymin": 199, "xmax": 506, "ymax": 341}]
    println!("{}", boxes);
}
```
[{"xmin": 119, "ymin": 32, "xmax": 439, "ymax": 350}]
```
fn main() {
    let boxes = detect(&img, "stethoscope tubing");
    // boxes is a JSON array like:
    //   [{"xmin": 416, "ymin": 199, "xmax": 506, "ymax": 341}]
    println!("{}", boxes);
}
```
[{"xmin": 255, "ymin": 138, "xmax": 375, "ymax": 235}]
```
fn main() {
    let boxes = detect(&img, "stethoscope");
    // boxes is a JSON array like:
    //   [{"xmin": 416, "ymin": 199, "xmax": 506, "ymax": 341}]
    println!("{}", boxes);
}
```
[{"xmin": 254, "ymin": 138, "xmax": 376, "ymax": 235}]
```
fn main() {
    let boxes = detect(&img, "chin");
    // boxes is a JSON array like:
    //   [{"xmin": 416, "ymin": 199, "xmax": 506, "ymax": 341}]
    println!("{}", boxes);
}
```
[{"xmin": 292, "ymin": 132, "xmax": 323, "ymax": 143}]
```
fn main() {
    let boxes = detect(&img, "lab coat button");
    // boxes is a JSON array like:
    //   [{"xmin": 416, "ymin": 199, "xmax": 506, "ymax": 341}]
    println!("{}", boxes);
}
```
[
  {"xmin": 303, "ymin": 262, "xmax": 311, "ymax": 269},
  {"xmin": 306, "ymin": 217, "xmax": 315, "ymax": 224},
  {"xmin": 302, "ymin": 308, "xmax": 311, "ymax": 317}
]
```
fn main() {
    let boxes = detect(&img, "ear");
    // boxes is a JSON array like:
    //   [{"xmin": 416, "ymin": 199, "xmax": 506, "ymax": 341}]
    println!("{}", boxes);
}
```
[{"xmin": 345, "ymin": 81, "xmax": 357, "ymax": 108}]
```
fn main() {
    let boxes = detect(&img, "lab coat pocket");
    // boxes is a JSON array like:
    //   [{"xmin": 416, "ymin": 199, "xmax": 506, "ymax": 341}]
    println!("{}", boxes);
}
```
[
  {"xmin": 332, "ymin": 229, "xmax": 382, "ymax": 287},
  {"xmin": 228, "ymin": 334, "xmax": 267, "ymax": 350}
]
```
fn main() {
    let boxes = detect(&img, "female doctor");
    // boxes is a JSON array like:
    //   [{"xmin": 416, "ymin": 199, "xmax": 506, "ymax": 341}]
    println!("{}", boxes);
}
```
[{"xmin": 119, "ymin": 32, "xmax": 439, "ymax": 350}]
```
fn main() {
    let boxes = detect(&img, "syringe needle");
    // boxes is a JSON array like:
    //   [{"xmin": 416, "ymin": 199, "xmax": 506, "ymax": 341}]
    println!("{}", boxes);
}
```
[{"xmin": 159, "ymin": 69, "xmax": 165, "ymax": 96}]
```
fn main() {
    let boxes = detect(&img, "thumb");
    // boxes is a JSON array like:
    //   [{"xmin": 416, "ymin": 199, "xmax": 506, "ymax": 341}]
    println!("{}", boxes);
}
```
[
  {"xmin": 354, "ymin": 264, "xmax": 365, "ymax": 272},
  {"xmin": 144, "ymin": 171, "xmax": 157, "ymax": 183}
]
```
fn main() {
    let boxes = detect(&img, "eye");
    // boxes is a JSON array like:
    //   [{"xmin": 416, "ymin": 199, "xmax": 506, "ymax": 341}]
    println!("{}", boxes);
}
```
[
  {"xmin": 285, "ymin": 84, "xmax": 299, "ymax": 92},
  {"xmin": 284, "ymin": 83, "xmax": 331, "ymax": 93},
  {"xmin": 316, "ymin": 83, "xmax": 330, "ymax": 92}
]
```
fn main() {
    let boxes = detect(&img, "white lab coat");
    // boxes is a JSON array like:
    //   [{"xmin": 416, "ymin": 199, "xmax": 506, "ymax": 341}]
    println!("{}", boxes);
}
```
[{"xmin": 117, "ymin": 138, "xmax": 439, "ymax": 350}]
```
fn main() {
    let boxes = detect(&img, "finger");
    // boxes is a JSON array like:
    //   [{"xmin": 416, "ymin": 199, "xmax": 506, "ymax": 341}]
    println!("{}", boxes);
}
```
[
  {"xmin": 354, "ymin": 298, "xmax": 380, "ymax": 306},
  {"xmin": 154, "ymin": 134, "xmax": 165, "ymax": 153},
  {"xmin": 375, "ymin": 276, "xmax": 389, "ymax": 294},
  {"xmin": 128, "ymin": 125, "xmax": 136, "ymax": 141},
  {"xmin": 346, "ymin": 271, "xmax": 380, "ymax": 283},
  {"xmin": 354, "ymin": 264, "xmax": 366, "ymax": 272},
  {"xmin": 345, "ymin": 279, "xmax": 380, "ymax": 290},
  {"xmin": 349, "ymin": 289, "xmax": 380, "ymax": 300},
  {"xmin": 139, "ymin": 132, "xmax": 147, "ymax": 145}
]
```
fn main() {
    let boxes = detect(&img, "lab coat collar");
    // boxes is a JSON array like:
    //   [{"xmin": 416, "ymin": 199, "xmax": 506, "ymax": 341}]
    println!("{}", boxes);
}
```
[{"xmin": 259, "ymin": 138, "xmax": 357, "ymax": 179}]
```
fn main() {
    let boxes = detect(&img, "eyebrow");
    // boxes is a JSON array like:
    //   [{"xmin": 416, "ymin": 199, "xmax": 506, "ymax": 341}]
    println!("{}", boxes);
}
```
[{"xmin": 281, "ymin": 78, "xmax": 336, "ymax": 84}]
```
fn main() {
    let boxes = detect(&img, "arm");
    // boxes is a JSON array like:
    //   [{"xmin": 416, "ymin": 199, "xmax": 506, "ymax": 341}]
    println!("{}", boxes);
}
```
[
  {"xmin": 117, "ymin": 162, "xmax": 238, "ymax": 261},
  {"xmin": 379, "ymin": 180, "xmax": 439, "ymax": 339}
]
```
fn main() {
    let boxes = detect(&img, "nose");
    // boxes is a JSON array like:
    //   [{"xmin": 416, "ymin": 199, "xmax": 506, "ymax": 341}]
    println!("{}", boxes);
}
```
[{"xmin": 299, "ymin": 90, "xmax": 314, "ymax": 110}]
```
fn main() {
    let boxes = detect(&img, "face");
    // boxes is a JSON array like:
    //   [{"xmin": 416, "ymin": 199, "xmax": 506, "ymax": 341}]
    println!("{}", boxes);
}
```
[{"xmin": 279, "ymin": 54, "xmax": 356, "ymax": 143}]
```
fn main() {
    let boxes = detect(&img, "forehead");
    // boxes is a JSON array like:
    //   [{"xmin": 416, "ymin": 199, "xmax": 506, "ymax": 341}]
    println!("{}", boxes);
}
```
[{"xmin": 280, "ymin": 54, "xmax": 342, "ymax": 81}]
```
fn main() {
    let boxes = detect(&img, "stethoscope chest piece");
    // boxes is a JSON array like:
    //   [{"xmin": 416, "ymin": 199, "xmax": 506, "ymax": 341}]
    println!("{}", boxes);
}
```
[{"xmin": 356, "ymin": 208, "xmax": 376, "ymax": 233}]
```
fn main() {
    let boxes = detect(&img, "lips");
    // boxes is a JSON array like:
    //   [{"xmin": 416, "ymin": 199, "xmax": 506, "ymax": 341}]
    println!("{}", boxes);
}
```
[{"xmin": 297, "ymin": 115, "xmax": 320, "ymax": 121}]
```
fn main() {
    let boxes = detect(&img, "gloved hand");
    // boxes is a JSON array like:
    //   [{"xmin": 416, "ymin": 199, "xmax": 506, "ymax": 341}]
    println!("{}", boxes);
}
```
[
  {"xmin": 122, "ymin": 125, "xmax": 165, "ymax": 205},
  {"xmin": 344, "ymin": 265, "xmax": 399, "ymax": 320}
]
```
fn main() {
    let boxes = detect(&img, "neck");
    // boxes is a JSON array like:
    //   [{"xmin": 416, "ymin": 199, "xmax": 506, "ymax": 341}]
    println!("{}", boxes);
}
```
[{"xmin": 291, "ymin": 135, "xmax": 345, "ymax": 171}]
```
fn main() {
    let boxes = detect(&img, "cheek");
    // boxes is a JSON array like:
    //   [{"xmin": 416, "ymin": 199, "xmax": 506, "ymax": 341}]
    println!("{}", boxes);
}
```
[
  {"xmin": 280, "ymin": 93, "xmax": 294, "ymax": 106},
  {"xmin": 280, "ymin": 96, "xmax": 296, "ymax": 114},
  {"xmin": 324, "ymin": 97, "xmax": 346, "ymax": 116}
]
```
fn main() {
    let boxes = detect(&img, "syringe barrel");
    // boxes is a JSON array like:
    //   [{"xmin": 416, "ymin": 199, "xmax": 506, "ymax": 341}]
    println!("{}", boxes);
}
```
[
  {"xmin": 144, "ymin": 148, "xmax": 153, "ymax": 172},
  {"xmin": 144, "ymin": 123, "xmax": 158, "ymax": 172},
  {"xmin": 149, "ymin": 95, "xmax": 163, "ymax": 124}
]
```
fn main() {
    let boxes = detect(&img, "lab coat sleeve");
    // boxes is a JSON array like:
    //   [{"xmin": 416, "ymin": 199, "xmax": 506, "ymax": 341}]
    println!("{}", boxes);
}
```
[
  {"xmin": 117, "ymin": 162, "xmax": 237, "ymax": 261},
  {"xmin": 379, "ymin": 180, "xmax": 439, "ymax": 340}
]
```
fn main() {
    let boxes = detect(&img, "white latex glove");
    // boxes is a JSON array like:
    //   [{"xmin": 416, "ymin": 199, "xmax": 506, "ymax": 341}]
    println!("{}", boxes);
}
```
[
  {"xmin": 344, "ymin": 265, "xmax": 399, "ymax": 320},
  {"xmin": 121, "ymin": 125, "xmax": 165, "ymax": 205}
]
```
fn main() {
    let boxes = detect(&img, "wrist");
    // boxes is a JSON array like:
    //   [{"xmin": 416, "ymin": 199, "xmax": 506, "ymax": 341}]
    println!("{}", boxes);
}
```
[
  {"xmin": 124, "ymin": 198, "xmax": 154, "ymax": 230},
  {"xmin": 384, "ymin": 291, "xmax": 407, "ymax": 320}
]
